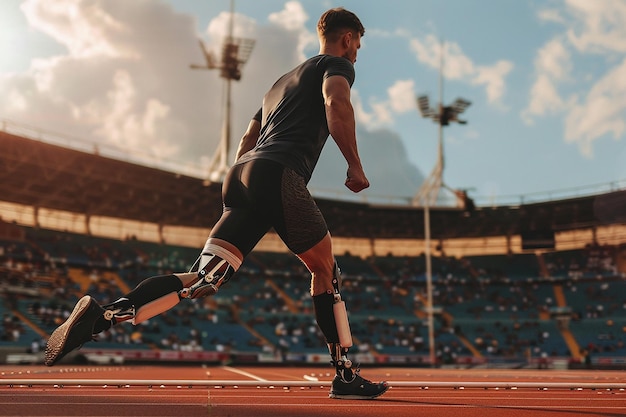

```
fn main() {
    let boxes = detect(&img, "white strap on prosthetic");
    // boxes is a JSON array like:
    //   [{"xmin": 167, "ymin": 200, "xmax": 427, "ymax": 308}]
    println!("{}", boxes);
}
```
[
  {"xmin": 180, "ymin": 239, "xmax": 243, "ymax": 299},
  {"xmin": 200, "ymin": 240, "xmax": 243, "ymax": 272}
]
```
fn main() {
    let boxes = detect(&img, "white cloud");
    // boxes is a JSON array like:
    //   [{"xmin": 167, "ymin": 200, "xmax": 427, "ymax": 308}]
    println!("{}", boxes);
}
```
[
  {"xmin": 84, "ymin": 70, "xmax": 176, "ymax": 159},
  {"xmin": 525, "ymin": 0, "xmax": 626, "ymax": 156},
  {"xmin": 523, "ymin": 74, "xmax": 566, "ymax": 124},
  {"xmin": 564, "ymin": 57, "xmax": 626, "ymax": 157},
  {"xmin": 387, "ymin": 79, "xmax": 416, "ymax": 113},
  {"xmin": 1, "ymin": 0, "xmax": 421, "ymax": 199},
  {"xmin": 409, "ymin": 34, "xmax": 441, "ymax": 70},
  {"xmin": 1, "ymin": 0, "xmax": 223, "ymax": 170},
  {"xmin": 268, "ymin": 1, "xmax": 307, "ymax": 32},
  {"xmin": 267, "ymin": 1, "xmax": 317, "ymax": 61},
  {"xmin": 31, "ymin": 56, "xmax": 60, "ymax": 92},
  {"xmin": 536, "ymin": 38, "xmax": 572, "ymax": 79},
  {"xmin": 538, "ymin": 8, "xmax": 566, "ymax": 24},
  {"xmin": 357, "ymin": 35, "xmax": 511, "ymax": 128},
  {"xmin": 409, "ymin": 34, "xmax": 512, "ymax": 104},
  {"xmin": 206, "ymin": 11, "xmax": 257, "ymax": 41},
  {"xmin": 472, "ymin": 60, "xmax": 513, "ymax": 105},
  {"xmin": 351, "ymin": 89, "xmax": 375, "ymax": 127},
  {"xmin": 351, "ymin": 79, "xmax": 416, "ymax": 129},
  {"xmin": 442, "ymin": 42, "xmax": 476, "ymax": 80},
  {"xmin": 564, "ymin": 0, "xmax": 626, "ymax": 54},
  {"xmin": 522, "ymin": 38, "xmax": 572, "ymax": 122},
  {"xmin": 21, "ymin": 0, "xmax": 137, "ymax": 59},
  {"xmin": 352, "ymin": 89, "xmax": 394, "ymax": 128},
  {"xmin": 4, "ymin": 86, "xmax": 28, "ymax": 112}
]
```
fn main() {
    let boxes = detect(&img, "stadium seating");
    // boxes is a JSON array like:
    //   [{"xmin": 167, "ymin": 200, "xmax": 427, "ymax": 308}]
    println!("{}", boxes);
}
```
[{"xmin": 1, "ymin": 224, "xmax": 625, "ymax": 365}]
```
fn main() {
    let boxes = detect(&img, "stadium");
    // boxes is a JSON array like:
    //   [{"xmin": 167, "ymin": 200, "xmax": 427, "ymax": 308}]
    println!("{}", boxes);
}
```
[
  {"xmin": 2, "ymin": 126, "xmax": 625, "ymax": 371},
  {"xmin": 2, "ymin": 2, "xmax": 626, "ymax": 414}
]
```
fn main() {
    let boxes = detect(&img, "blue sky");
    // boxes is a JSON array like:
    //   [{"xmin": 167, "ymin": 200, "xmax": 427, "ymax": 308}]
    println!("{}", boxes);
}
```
[{"xmin": 1, "ymin": 0, "xmax": 625, "ymax": 206}]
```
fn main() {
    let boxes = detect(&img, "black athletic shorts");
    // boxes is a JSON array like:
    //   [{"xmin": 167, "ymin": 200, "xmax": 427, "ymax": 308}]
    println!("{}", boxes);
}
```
[{"xmin": 209, "ymin": 159, "xmax": 328, "ymax": 257}]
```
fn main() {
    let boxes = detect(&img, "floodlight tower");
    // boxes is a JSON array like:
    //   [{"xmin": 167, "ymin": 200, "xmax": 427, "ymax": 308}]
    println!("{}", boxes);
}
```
[
  {"xmin": 413, "ymin": 83, "xmax": 471, "ymax": 205},
  {"xmin": 190, "ymin": 0, "xmax": 255, "ymax": 183},
  {"xmin": 413, "ymin": 41, "xmax": 471, "ymax": 367}
]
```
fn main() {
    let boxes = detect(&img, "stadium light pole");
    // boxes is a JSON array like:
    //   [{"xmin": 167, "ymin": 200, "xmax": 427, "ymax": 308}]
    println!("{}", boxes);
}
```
[
  {"xmin": 190, "ymin": 0, "xmax": 255, "ymax": 184},
  {"xmin": 414, "ymin": 41, "xmax": 471, "ymax": 367}
]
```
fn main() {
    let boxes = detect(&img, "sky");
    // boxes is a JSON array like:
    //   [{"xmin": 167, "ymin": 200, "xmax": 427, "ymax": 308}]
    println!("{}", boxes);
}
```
[{"xmin": 1, "ymin": 0, "xmax": 625, "ymax": 207}]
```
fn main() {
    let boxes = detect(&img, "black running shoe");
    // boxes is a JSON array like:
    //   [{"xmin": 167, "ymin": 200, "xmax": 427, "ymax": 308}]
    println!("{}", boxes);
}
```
[
  {"xmin": 44, "ymin": 295, "xmax": 104, "ymax": 366},
  {"xmin": 329, "ymin": 370, "xmax": 389, "ymax": 400}
]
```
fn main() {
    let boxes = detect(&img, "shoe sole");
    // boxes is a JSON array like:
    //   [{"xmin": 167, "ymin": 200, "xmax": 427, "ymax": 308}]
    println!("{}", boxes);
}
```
[
  {"xmin": 329, "ymin": 385, "xmax": 389, "ymax": 400},
  {"xmin": 44, "ymin": 295, "xmax": 92, "ymax": 366}
]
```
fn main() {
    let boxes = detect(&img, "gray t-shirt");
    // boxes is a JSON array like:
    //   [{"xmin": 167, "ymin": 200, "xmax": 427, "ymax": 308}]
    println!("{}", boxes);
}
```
[{"xmin": 236, "ymin": 54, "xmax": 355, "ymax": 183}]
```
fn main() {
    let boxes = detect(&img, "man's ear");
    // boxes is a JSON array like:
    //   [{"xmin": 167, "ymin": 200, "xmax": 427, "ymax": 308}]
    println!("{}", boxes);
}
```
[{"xmin": 342, "ymin": 31, "xmax": 353, "ymax": 49}]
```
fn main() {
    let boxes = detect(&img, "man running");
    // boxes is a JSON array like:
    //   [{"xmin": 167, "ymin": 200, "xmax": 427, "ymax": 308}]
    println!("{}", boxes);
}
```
[{"xmin": 45, "ymin": 7, "xmax": 387, "ymax": 400}]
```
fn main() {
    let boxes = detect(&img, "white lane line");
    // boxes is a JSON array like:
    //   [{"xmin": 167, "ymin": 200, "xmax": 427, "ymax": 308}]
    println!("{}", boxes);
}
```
[{"xmin": 220, "ymin": 366, "xmax": 268, "ymax": 381}]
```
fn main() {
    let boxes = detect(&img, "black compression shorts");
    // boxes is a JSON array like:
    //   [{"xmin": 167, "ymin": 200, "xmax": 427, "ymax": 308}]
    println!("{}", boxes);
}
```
[{"xmin": 209, "ymin": 159, "xmax": 328, "ymax": 257}]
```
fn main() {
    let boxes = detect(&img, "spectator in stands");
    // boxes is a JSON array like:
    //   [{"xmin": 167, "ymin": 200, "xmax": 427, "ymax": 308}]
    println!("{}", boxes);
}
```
[{"xmin": 44, "ymin": 7, "xmax": 387, "ymax": 400}]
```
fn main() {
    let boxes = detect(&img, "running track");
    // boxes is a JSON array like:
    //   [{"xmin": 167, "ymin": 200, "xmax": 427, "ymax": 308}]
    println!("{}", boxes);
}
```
[{"xmin": 1, "ymin": 365, "xmax": 625, "ymax": 416}]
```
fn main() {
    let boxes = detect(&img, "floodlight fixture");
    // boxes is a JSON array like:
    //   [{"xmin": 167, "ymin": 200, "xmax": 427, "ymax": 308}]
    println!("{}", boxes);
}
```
[
  {"xmin": 219, "ymin": 36, "xmax": 255, "ymax": 81},
  {"xmin": 413, "ymin": 91, "xmax": 471, "ymax": 205},
  {"xmin": 190, "ymin": 36, "xmax": 255, "ymax": 82},
  {"xmin": 417, "ymin": 95, "xmax": 432, "ymax": 118},
  {"xmin": 452, "ymin": 97, "xmax": 471, "ymax": 114},
  {"xmin": 190, "ymin": 39, "xmax": 219, "ymax": 70}
]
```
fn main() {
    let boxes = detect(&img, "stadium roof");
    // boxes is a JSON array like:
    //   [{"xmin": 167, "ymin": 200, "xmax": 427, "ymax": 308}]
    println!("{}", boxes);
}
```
[{"xmin": 1, "ymin": 130, "xmax": 624, "ymax": 240}]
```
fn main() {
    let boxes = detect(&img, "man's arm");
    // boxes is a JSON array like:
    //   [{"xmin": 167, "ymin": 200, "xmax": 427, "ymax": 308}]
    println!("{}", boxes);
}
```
[
  {"xmin": 323, "ymin": 75, "xmax": 369, "ymax": 193},
  {"xmin": 235, "ymin": 112, "xmax": 261, "ymax": 161}
]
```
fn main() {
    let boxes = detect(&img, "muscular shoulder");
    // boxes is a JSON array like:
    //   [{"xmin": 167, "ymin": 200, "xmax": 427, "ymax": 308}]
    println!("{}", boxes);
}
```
[{"xmin": 301, "ymin": 55, "xmax": 354, "ymax": 87}]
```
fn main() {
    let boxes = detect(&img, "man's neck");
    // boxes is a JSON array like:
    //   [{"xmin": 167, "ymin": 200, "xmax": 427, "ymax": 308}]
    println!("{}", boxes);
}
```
[{"xmin": 319, "ymin": 44, "xmax": 343, "ymax": 58}]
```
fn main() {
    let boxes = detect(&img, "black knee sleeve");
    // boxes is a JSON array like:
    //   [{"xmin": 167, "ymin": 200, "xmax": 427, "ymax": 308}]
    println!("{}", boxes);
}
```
[{"xmin": 126, "ymin": 274, "xmax": 183, "ymax": 309}]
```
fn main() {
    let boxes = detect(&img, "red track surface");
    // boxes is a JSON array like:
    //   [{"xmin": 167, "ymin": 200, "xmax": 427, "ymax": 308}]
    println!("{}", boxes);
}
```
[{"xmin": 2, "ymin": 365, "xmax": 625, "ymax": 416}]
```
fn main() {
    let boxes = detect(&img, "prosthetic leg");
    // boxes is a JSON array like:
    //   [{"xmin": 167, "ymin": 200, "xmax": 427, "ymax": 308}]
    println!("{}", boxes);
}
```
[
  {"xmin": 313, "ymin": 263, "xmax": 389, "ymax": 399},
  {"xmin": 313, "ymin": 263, "xmax": 356, "ymax": 381},
  {"xmin": 99, "ymin": 238, "xmax": 242, "ymax": 329},
  {"xmin": 43, "ymin": 239, "xmax": 243, "ymax": 367}
]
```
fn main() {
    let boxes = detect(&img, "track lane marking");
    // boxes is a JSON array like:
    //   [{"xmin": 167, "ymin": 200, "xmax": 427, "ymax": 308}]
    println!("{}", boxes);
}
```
[{"xmin": 220, "ymin": 366, "xmax": 267, "ymax": 381}]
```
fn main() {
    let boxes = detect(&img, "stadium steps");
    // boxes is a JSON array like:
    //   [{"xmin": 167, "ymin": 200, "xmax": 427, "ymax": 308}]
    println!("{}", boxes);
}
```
[
  {"xmin": 228, "ymin": 304, "xmax": 275, "ymax": 350},
  {"xmin": 553, "ymin": 285, "xmax": 567, "ymax": 307},
  {"xmin": 366, "ymin": 262, "xmax": 387, "ymax": 279},
  {"xmin": 413, "ymin": 308, "xmax": 426, "ymax": 319},
  {"xmin": 413, "ymin": 292, "xmax": 429, "ymax": 319},
  {"xmin": 67, "ymin": 268, "xmax": 93, "ymax": 293},
  {"xmin": 10, "ymin": 308, "xmax": 48, "ymax": 339},
  {"xmin": 559, "ymin": 326, "xmax": 582, "ymax": 360},
  {"xmin": 553, "ymin": 284, "xmax": 582, "ymax": 360},
  {"xmin": 441, "ymin": 308, "xmax": 482, "ymax": 358},
  {"xmin": 414, "ymin": 292, "xmax": 453, "ymax": 324},
  {"xmin": 536, "ymin": 253, "xmax": 550, "ymax": 278},
  {"xmin": 245, "ymin": 252, "xmax": 267, "ymax": 271},
  {"xmin": 103, "ymin": 271, "xmax": 131, "ymax": 294},
  {"xmin": 455, "ymin": 333, "xmax": 483, "ymax": 358},
  {"xmin": 265, "ymin": 279, "xmax": 298, "ymax": 313}
]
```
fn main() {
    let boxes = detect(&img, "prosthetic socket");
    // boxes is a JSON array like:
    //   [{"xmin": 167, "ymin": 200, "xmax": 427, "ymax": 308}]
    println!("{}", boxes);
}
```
[
  {"xmin": 103, "ymin": 240, "xmax": 241, "ymax": 326},
  {"xmin": 179, "ymin": 253, "xmax": 236, "ymax": 299}
]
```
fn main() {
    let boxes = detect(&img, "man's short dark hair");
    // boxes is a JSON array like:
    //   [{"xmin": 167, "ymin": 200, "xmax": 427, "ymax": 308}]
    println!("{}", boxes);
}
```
[{"xmin": 317, "ymin": 8, "xmax": 365, "ymax": 42}]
